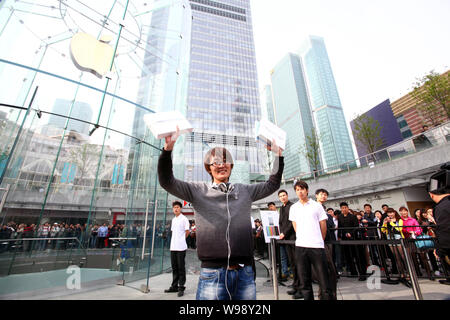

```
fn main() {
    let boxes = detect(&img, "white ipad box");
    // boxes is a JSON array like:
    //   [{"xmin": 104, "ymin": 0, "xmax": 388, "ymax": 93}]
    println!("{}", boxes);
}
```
[
  {"xmin": 255, "ymin": 119, "xmax": 286, "ymax": 150},
  {"xmin": 143, "ymin": 110, "xmax": 193, "ymax": 139}
]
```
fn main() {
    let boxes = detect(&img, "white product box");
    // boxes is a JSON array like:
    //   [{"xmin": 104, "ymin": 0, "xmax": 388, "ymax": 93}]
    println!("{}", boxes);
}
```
[
  {"xmin": 255, "ymin": 119, "xmax": 286, "ymax": 150},
  {"xmin": 143, "ymin": 110, "xmax": 193, "ymax": 139}
]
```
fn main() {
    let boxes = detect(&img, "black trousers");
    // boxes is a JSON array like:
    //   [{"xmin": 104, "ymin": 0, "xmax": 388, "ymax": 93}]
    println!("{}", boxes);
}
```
[
  {"xmin": 170, "ymin": 250, "xmax": 186, "ymax": 290},
  {"xmin": 342, "ymin": 243, "xmax": 367, "ymax": 276},
  {"xmin": 295, "ymin": 246, "xmax": 333, "ymax": 300},
  {"xmin": 285, "ymin": 244, "xmax": 300, "ymax": 290}
]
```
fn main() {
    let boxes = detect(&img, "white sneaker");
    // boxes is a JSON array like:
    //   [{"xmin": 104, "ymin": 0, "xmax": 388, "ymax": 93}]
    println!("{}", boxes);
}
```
[{"xmin": 435, "ymin": 271, "xmax": 441, "ymax": 276}]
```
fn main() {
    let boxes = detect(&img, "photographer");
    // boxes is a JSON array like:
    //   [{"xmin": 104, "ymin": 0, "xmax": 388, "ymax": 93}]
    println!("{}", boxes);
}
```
[{"xmin": 428, "ymin": 162, "xmax": 450, "ymax": 285}]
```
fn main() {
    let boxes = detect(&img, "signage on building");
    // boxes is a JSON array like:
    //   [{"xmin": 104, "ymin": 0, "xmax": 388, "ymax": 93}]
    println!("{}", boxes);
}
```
[{"xmin": 70, "ymin": 33, "xmax": 115, "ymax": 78}]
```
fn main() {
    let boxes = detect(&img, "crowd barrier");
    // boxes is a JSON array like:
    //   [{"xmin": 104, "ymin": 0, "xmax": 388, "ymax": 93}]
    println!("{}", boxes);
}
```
[{"xmin": 269, "ymin": 225, "xmax": 448, "ymax": 300}]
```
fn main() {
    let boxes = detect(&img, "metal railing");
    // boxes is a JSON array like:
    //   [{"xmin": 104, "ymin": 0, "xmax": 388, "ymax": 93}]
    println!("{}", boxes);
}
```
[
  {"xmin": 0, "ymin": 237, "xmax": 87, "ymax": 276},
  {"xmin": 286, "ymin": 120, "xmax": 450, "ymax": 182},
  {"xmin": 267, "ymin": 225, "xmax": 447, "ymax": 300}
]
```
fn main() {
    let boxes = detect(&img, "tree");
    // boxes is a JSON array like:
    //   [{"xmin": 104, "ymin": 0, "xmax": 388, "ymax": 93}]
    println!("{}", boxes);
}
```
[
  {"xmin": 300, "ymin": 128, "xmax": 322, "ymax": 178},
  {"xmin": 410, "ymin": 70, "xmax": 450, "ymax": 127},
  {"xmin": 352, "ymin": 114, "xmax": 384, "ymax": 162},
  {"xmin": 69, "ymin": 144, "xmax": 100, "ymax": 186}
]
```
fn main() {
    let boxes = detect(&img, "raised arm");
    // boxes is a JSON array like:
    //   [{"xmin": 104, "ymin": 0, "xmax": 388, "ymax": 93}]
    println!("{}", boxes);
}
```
[
  {"xmin": 157, "ymin": 127, "xmax": 195, "ymax": 203},
  {"xmin": 248, "ymin": 155, "xmax": 284, "ymax": 201}
]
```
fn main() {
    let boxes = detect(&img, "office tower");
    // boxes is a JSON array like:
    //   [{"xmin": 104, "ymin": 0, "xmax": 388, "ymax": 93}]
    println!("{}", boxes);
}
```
[
  {"xmin": 46, "ymin": 99, "xmax": 93, "ymax": 135},
  {"xmin": 270, "ymin": 53, "xmax": 317, "ymax": 179},
  {"xmin": 350, "ymin": 99, "xmax": 403, "ymax": 158},
  {"xmin": 184, "ymin": 0, "xmax": 264, "ymax": 183},
  {"xmin": 298, "ymin": 35, "xmax": 355, "ymax": 170},
  {"xmin": 263, "ymin": 85, "xmax": 275, "ymax": 123}
]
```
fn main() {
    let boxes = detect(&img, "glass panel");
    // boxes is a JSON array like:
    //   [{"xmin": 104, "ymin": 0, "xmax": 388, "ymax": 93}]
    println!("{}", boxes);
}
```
[{"xmin": 0, "ymin": 0, "xmax": 192, "ymax": 297}]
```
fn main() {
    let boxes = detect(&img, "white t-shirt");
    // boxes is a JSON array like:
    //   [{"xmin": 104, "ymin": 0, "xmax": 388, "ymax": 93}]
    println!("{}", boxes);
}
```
[
  {"xmin": 289, "ymin": 199, "xmax": 328, "ymax": 249},
  {"xmin": 170, "ymin": 214, "xmax": 190, "ymax": 251}
]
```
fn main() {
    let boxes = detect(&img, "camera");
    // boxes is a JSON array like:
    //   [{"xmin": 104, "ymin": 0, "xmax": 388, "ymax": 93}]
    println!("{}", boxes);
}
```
[{"xmin": 427, "ymin": 162, "xmax": 450, "ymax": 195}]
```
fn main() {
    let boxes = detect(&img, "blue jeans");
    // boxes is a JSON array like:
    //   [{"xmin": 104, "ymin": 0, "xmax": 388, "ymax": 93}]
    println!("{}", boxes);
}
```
[
  {"xmin": 279, "ymin": 244, "xmax": 290, "ymax": 276},
  {"xmin": 196, "ymin": 266, "xmax": 256, "ymax": 300}
]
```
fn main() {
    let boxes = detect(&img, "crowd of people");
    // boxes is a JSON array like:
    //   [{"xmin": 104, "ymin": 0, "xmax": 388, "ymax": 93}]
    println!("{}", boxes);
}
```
[
  {"xmin": 0, "ymin": 221, "xmax": 178, "ymax": 253},
  {"xmin": 0, "ymin": 200, "xmax": 442, "ymax": 284},
  {"xmin": 255, "ymin": 187, "xmax": 443, "ymax": 297}
]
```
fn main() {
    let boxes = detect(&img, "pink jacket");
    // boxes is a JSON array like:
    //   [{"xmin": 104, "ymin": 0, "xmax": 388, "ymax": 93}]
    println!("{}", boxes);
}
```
[{"xmin": 401, "ymin": 217, "xmax": 422, "ymax": 236}]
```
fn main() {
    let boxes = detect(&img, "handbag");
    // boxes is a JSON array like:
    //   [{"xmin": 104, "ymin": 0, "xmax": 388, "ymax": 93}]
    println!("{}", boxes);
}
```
[{"xmin": 415, "ymin": 234, "xmax": 435, "ymax": 250}]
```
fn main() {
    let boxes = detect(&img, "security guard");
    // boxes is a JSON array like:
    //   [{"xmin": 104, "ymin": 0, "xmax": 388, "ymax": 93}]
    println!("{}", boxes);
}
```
[{"xmin": 428, "ymin": 163, "xmax": 450, "ymax": 285}]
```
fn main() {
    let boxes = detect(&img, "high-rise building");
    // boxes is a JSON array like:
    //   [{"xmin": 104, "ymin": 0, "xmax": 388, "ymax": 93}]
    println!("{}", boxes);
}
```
[
  {"xmin": 184, "ymin": 0, "xmax": 264, "ymax": 183},
  {"xmin": 298, "ymin": 35, "xmax": 355, "ymax": 170},
  {"xmin": 270, "ymin": 53, "xmax": 317, "ymax": 179},
  {"xmin": 45, "ymin": 99, "xmax": 93, "ymax": 136},
  {"xmin": 263, "ymin": 85, "xmax": 275, "ymax": 123}
]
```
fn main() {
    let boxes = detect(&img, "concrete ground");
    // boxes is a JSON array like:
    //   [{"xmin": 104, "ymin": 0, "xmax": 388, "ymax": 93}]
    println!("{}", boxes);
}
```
[
  {"xmin": 48, "ymin": 268, "xmax": 450, "ymax": 301},
  {"xmin": 2, "ymin": 248, "xmax": 449, "ymax": 300}
]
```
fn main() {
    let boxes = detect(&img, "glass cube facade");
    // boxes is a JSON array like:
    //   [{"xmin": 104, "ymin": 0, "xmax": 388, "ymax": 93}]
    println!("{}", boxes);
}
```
[{"xmin": 0, "ymin": 0, "xmax": 191, "ymax": 294}]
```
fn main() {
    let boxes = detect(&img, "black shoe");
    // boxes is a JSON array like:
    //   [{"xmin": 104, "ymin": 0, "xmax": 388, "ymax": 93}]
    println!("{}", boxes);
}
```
[
  {"xmin": 358, "ymin": 276, "xmax": 367, "ymax": 281},
  {"xmin": 177, "ymin": 290, "xmax": 184, "ymax": 297},
  {"xmin": 164, "ymin": 287, "xmax": 178, "ymax": 293},
  {"xmin": 439, "ymin": 279, "xmax": 450, "ymax": 285},
  {"xmin": 293, "ymin": 291, "xmax": 304, "ymax": 299},
  {"xmin": 287, "ymin": 289, "xmax": 297, "ymax": 295},
  {"xmin": 400, "ymin": 278, "xmax": 412, "ymax": 288}
]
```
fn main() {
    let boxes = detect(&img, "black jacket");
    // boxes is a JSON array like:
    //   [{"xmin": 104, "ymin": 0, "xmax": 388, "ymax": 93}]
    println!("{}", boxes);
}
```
[
  {"xmin": 337, "ymin": 213, "xmax": 359, "ymax": 240},
  {"xmin": 434, "ymin": 195, "xmax": 450, "ymax": 249},
  {"xmin": 325, "ymin": 214, "xmax": 336, "ymax": 243},
  {"xmin": 279, "ymin": 201, "xmax": 295, "ymax": 241}
]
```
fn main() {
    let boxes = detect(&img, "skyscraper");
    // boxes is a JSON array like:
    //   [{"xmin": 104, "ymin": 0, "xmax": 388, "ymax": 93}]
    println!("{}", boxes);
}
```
[
  {"xmin": 45, "ymin": 99, "xmax": 93, "ymax": 136},
  {"xmin": 298, "ymin": 35, "xmax": 355, "ymax": 170},
  {"xmin": 184, "ymin": 0, "xmax": 264, "ymax": 183},
  {"xmin": 263, "ymin": 85, "xmax": 275, "ymax": 123},
  {"xmin": 270, "ymin": 53, "xmax": 317, "ymax": 179}
]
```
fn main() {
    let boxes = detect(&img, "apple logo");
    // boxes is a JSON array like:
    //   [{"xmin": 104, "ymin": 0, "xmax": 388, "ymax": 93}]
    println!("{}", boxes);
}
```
[{"xmin": 70, "ymin": 32, "xmax": 115, "ymax": 78}]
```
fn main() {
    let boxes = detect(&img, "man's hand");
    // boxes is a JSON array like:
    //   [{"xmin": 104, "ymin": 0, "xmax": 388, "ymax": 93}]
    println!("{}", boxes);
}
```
[
  {"xmin": 267, "ymin": 139, "xmax": 283, "ymax": 156},
  {"xmin": 164, "ymin": 126, "xmax": 180, "ymax": 151},
  {"xmin": 279, "ymin": 233, "xmax": 285, "ymax": 240}
]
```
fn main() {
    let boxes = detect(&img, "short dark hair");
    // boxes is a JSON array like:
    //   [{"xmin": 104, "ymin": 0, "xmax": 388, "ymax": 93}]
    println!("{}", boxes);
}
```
[
  {"xmin": 203, "ymin": 147, "xmax": 234, "ymax": 180},
  {"xmin": 278, "ymin": 189, "xmax": 288, "ymax": 196},
  {"xmin": 340, "ymin": 202, "xmax": 349, "ymax": 208},
  {"xmin": 267, "ymin": 202, "xmax": 276, "ymax": 207},
  {"xmin": 315, "ymin": 188, "xmax": 329, "ymax": 196},
  {"xmin": 294, "ymin": 180, "xmax": 308, "ymax": 191},
  {"xmin": 381, "ymin": 204, "xmax": 388, "ymax": 208},
  {"xmin": 172, "ymin": 201, "xmax": 183, "ymax": 208},
  {"xmin": 363, "ymin": 203, "xmax": 372, "ymax": 209},
  {"xmin": 327, "ymin": 208, "xmax": 334, "ymax": 212}
]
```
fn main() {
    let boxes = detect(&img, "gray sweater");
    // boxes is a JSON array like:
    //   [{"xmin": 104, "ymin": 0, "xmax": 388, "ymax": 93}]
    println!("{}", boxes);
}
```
[{"xmin": 158, "ymin": 150, "xmax": 284, "ymax": 267}]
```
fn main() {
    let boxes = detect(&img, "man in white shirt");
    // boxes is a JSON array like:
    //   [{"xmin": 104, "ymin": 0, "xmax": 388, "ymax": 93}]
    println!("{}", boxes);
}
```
[
  {"xmin": 165, "ymin": 201, "xmax": 190, "ymax": 297},
  {"xmin": 289, "ymin": 180, "xmax": 333, "ymax": 300}
]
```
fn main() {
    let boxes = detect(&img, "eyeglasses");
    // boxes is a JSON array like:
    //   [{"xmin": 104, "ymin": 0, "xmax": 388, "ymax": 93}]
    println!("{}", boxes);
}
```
[{"xmin": 209, "ymin": 161, "xmax": 231, "ymax": 167}]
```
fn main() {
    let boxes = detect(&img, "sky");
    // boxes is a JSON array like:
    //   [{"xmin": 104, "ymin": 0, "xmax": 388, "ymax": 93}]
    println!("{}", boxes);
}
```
[{"xmin": 250, "ymin": 0, "xmax": 450, "ymax": 123}]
